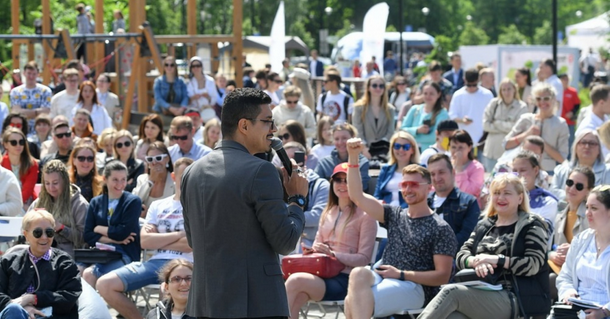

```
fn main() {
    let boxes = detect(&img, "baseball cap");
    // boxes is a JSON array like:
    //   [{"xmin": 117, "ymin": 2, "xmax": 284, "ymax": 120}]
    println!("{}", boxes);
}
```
[
  {"xmin": 437, "ymin": 120, "xmax": 459, "ymax": 132},
  {"xmin": 331, "ymin": 163, "xmax": 349, "ymax": 178},
  {"xmin": 184, "ymin": 108, "xmax": 201, "ymax": 117}
]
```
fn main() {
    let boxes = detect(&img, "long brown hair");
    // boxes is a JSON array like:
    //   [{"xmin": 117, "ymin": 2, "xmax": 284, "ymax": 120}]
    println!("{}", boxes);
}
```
[
  {"xmin": 354, "ymin": 75, "xmax": 392, "ymax": 124},
  {"xmin": 68, "ymin": 144, "xmax": 103, "ymax": 197},
  {"xmin": 76, "ymin": 81, "xmax": 100, "ymax": 105},
  {"xmin": 158, "ymin": 259, "xmax": 193, "ymax": 303},
  {"xmin": 319, "ymin": 172, "xmax": 356, "ymax": 239},
  {"xmin": 2, "ymin": 127, "xmax": 35, "ymax": 177},
  {"xmin": 422, "ymin": 81, "xmax": 444, "ymax": 126},
  {"xmin": 138, "ymin": 114, "xmax": 165, "ymax": 143},
  {"xmin": 316, "ymin": 116, "xmax": 334, "ymax": 145}
]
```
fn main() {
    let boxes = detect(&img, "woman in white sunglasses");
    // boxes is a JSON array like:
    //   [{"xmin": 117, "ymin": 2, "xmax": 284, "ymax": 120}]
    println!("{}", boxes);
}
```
[{"xmin": 132, "ymin": 141, "xmax": 175, "ymax": 217}]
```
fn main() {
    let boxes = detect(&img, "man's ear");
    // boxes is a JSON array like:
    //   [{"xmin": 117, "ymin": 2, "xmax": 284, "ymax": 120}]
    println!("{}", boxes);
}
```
[{"xmin": 237, "ymin": 118, "xmax": 249, "ymax": 134}]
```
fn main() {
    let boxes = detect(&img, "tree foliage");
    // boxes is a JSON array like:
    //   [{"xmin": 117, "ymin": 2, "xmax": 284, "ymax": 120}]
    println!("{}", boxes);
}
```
[
  {"xmin": 498, "ymin": 25, "xmax": 528, "ymax": 44},
  {"xmin": 459, "ymin": 22, "xmax": 490, "ymax": 46}
]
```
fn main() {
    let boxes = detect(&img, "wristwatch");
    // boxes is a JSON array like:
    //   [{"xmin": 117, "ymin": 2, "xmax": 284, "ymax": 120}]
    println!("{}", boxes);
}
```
[
  {"xmin": 287, "ymin": 195, "xmax": 306, "ymax": 207},
  {"xmin": 497, "ymin": 254, "xmax": 506, "ymax": 269}
]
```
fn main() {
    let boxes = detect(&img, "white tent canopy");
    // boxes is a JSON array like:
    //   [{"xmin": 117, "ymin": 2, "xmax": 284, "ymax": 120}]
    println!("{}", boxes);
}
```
[{"xmin": 566, "ymin": 11, "xmax": 610, "ymax": 52}]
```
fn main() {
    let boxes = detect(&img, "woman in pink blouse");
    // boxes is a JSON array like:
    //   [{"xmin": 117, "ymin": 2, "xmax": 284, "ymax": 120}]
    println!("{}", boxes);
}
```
[
  {"xmin": 450, "ymin": 130, "xmax": 485, "ymax": 199},
  {"xmin": 285, "ymin": 163, "xmax": 377, "ymax": 318}
]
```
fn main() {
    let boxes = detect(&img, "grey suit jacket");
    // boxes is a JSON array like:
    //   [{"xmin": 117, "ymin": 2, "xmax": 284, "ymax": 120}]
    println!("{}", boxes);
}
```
[
  {"xmin": 181, "ymin": 140, "xmax": 305, "ymax": 318},
  {"xmin": 352, "ymin": 103, "xmax": 396, "ymax": 146}
]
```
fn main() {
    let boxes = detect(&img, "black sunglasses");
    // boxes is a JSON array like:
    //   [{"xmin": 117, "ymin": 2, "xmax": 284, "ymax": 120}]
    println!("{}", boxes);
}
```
[
  {"xmin": 370, "ymin": 83, "xmax": 385, "ymax": 89},
  {"xmin": 191, "ymin": 64, "xmax": 202, "ymax": 68},
  {"xmin": 8, "ymin": 139, "xmax": 25, "ymax": 146},
  {"xmin": 170, "ymin": 134, "xmax": 189, "ymax": 141},
  {"xmin": 566, "ymin": 179, "xmax": 585, "ymax": 191},
  {"xmin": 466, "ymin": 83, "xmax": 478, "ymax": 87},
  {"xmin": 116, "ymin": 141, "xmax": 132, "ymax": 148},
  {"xmin": 76, "ymin": 156, "xmax": 95, "ymax": 163},
  {"xmin": 279, "ymin": 133, "xmax": 291, "ymax": 140},
  {"xmin": 332, "ymin": 176, "xmax": 347, "ymax": 184},
  {"xmin": 165, "ymin": 63, "xmax": 176, "ymax": 67},
  {"xmin": 274, "ymin": 79, "xmax": 283, "ymax": 84},
  {"xmin": 32, "ymin": 227, "xmax": 55, "ymax": 239},
  {"xmin": 55, "ymin": 132, "xmax": 72, "ymax": 139},
  {"xmin": 286, "ymin": 100, "xmax": 299, "ymax": 104}
]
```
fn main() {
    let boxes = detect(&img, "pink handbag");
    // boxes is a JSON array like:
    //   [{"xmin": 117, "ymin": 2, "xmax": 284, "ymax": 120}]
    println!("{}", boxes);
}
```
[{"xmin": 281, "ymin": 252, "xmax": 345, "ymax": 280}]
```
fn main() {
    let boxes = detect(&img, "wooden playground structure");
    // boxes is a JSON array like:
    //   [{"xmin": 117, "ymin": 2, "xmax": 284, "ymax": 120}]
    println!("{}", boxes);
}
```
[{"xmin": 7, "ymin": 0, "xmax": 245, "ymax": 129}]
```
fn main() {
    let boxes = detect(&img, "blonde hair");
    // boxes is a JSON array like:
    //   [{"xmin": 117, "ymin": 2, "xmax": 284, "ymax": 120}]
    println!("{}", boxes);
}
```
[
  {"xmin": 97, "ymin": 127, "xmax": 117, "ymax": 149},
  {"xmin": 485, "ymin": 173, "xmax": 531, "ymax": 218},
  {"xmin": 112, "ymin": 130, "xmax": 135, "ymax": 161},
  {"xmin": 388, "ymin": 131, "xmax": 420, "ymax": 165},
  {"xmin": 23, "ymin": 209, "xmax": 55, "ymax": 232},
  {"xmin": 597, "ymin": 121, "xmax": 610, "ymax": 150},
  {"xmin": 202, "ymin": 118, "xmax": 221, "ymax": 149},
  {"xmin": 354, "ymin": 75, "xmax": 392, "ymax": 124},
  {"xmin": 498, "ymin": 78, "xmax": 521, "ymax": 102}
]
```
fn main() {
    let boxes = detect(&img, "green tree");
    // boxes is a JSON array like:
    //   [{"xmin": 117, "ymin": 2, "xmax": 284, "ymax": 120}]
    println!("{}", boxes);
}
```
[
  {"xmin": 498, "ymin": 24, "xmax": 528, "ymax": 44},
  {"xmin": 459, "ymin": 22, "xmax": 489, "ymax": 45},
  {"xmin": 533, "ymin": 20, "xmax": 552, "ymax": 45}
]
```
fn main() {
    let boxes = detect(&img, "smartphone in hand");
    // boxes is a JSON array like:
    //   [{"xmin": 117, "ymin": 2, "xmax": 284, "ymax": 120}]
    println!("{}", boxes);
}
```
[
  {"xmin": 422, "ymin": 119, "xmax": 432, "ymax": 126},
  {"xmin": 294, "ymin": 151, "xmax": 305, "ymax": 167}
]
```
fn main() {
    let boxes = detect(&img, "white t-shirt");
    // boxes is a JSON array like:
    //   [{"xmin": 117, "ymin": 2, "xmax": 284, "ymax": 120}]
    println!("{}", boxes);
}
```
[
  {"xmin": 70, "ymin": 103, "xmax": 113, "ymax": 136},
  {"xmin": 545, "ymin": 75, "xmax": 564, "ymax": 116},
  {"xmin": 433, "ymin": 195, "xmax": 447, "ymax": 219},
  {"xmin": 264, "ymin": 90, "xmax": 280, "ymax": 106},
  {"xmin": 420, "ymin": 147, "xmax": 450, "ymax": 167},
  {"xmin": 144, "ymin": 196, "xmax": 193, "ymax": 262},
  {"xmin": 448, "ymin": 86, "xmax": 494, "ymax": 143},
  {"xmin": 50, "ymin": 90, "xmax": 79, "ymax": 119},
  {"xmin": 386, "ymin": 171, "xmax": 403, "ymax": 206},
  {"xmin": 187, "ymin": 75, "xmax": 219, "ymax": 109},
  {"xmin": 316, "ymin": 91, "xmax": 354, "ymax": 124},
  {"xmin": 193, "ymin": 125, "xmax": 204, "ymax": 145}
]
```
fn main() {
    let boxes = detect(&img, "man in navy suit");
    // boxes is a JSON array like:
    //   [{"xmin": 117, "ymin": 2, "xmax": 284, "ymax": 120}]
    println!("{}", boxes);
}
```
[
  {"xmin": 443, "ymin": 53, "xmax": 464, "ymax": 93},
  {"xmin": 309, "ymin": 50, "xmax": 324, "ymax": 78}
]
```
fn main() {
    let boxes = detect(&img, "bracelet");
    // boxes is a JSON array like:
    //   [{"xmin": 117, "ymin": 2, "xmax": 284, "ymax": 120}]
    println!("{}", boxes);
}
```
[
  {"xmin": 399, "ymin": 270, "xmax": 405, "ymax": 281},
  {"xmin": 465, "ymin": 257, "xmax": 469, "ymax": 268},
  {"xmin": 57, "ymin": 224, "xmax": 65, "ymax": 233},
  {"xmin": 33, "ymin": 294, "xmax": 37, "ymax": 306},
  {"xmin": 347, "ymin": 164, "xmax": 359, "ymax": 168}
]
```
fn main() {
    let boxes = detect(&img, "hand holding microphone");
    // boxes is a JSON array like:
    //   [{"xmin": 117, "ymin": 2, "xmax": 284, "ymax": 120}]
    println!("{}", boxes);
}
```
[{"xmin": 271, "ymin": 137, "xmax": 308, "ymax": 199}]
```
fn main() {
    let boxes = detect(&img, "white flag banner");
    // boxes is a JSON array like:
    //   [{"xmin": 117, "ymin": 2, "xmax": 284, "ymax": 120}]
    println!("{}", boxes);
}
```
[
  {"xmin": 269, "ymin": 1, "xmax": 286, "ymax": 73},
  {"xmin": 360, "ymin": 2, "xmax": 389, "ymax": 75}
]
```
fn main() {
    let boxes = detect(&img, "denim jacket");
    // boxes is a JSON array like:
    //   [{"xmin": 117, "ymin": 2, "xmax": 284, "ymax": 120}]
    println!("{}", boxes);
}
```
[
  {"xmin": 428, "ymin": 187, "xmax": 480, "ymax": 247},
  {"xmin": 374, "ymin": 163, "xmax": 407, "ymax": 208},
  {"xmin": 153, "ymin": 75, "xmax": 189, "ymax": 112}
]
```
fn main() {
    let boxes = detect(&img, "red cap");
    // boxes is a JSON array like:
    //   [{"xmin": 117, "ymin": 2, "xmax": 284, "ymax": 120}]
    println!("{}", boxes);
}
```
[{"xmin": 331, "ymin": 163, "xmax": 349, "ymax": 177}]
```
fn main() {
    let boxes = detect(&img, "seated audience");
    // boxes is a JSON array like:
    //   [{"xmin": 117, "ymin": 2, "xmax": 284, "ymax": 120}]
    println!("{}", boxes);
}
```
[
  {"xmin": 344, "ymin": 139, "xmax": 457, "ymax": 318},
  {"xmin": 0, "ymin": 209, "xmax": 81, "ymax": 319},
  {"xmin": 2, "ymin": 127, "xmax": 38, "ymax": 210},
  {"xmin": 28, "ymin": 160, "xmax": 88, "ymax": 258},
  {"xmin": 69, "ymin": 144, "xmax": 103, "ymax": 202},
  {"xmin": 27, "ymin": 114, "xmax": 52, "ymax": 157},
  {"xmin": 202, "ymin": 118, "xmax": 221, "ymax": 149},
  {"xmin": 184, "ymin": 108, "xmax": 207, "ymax": 145},
  {"xmin": 283, "ymin": 142, "xmax": 329, "ymax": 249},
  {"xmin": 83, "ymin": 161, "xmax": 142, "ymax": 289},
  {"xmin": 106, "ymin": 130, "xmax": 144, "ymax": 193},
  {"xmin": 145, "ymin": 259, "xmax": 195, "ymax": 319},
  {"xmin": 551, "ymin": 129, "xmax": 610, "ymax": 201},
  {"xmin": 309, "ymin": 116, "xmax": 335, "ymax": 169},
  {"xmin": 374, "ymin": 131, "xmax": 420, "ymax": 209},
  {"xmin": 353, "ymin": 75, "xmax": 396, "ymax": 154},
  {"xmin": 419, "ymin": 173, "xmax": 551, "ymax": 319},
  {"xmin": 272, "ymin": 86, "xmax": 316, "ymax": 138},
  {"xmin": 97, "ymin": 158, "xmax": 194, "ymax": 319},
  {"xmin": 549, "ymin": 166, "xmax": 594, "ymax": 301},
  {"xmin": 133, "ymin": 141, "xmax": 175, "ymax": 216},
  {"xmin": 71, "ymin": 108, "xmax": 97, "ymax": 140},
  {"xmin": 153, "ymin": 56, "xmax": 189, "ymax": 116},
  {"xmin": 39, "ymin": 115, "xmax": 74, "ymax": 159},
  {"xmin": 167, "ymin": 116, "xmax": 211, "ymax": 164},
  {"xmin": 96, "ymin": 73, "xmax": 121, "ymax": 129},
  {"xmin": 1, "ymin": 113, "xmax": 40, "ymax": 159},
  {"xmin": 70, "ymin": 81, "xmax": 113, "ymax": 136},
  {"xmin": 97, "ymin": 128, "xmax": 117, "ymax": 173},
  {"xmin": 272, "ymin": 121, "xmax": 308, "ymax": 167},
  {"xmin": 419, "ymin": 120, "xmax": 459, "ymax": 166},
  {"xmin": 285, "ymin": 163, "xmax": 377, "ymax": 318},
  {"xmin": 427, "ymin": 154, "xmax": 480, "ymax": 247},
  {"xmin": 39, "ymin": 122, "xmax": 75, "ymax": 178},
  {"xmin": 135, "ymin": 114, "xmax": 165, "ymax": 163},
  {"xmin": 401, "ymin": 82, "xmax": 450, "ymax": 151},
  {"xmin": 449, "ymin": 129, "xmax": 484, "ymax": 199},
  {"xmin": 315, "ymin": 123, "xmax": 370, "ymax": 192},
  {"xmin": 0, "ymin": 165, "xmax": 22, "ymax": 216},
  {"xmin": 513, "ymin": 151, "xmax": 558, "ymax": 227},
  {"xmin": 554, "ymin": 185, "xmax": 610, "ymax": 319},
  {"xmin": 50, "ymin": 68, "xmax": 80, "ymax": 119},
  {"xmin": 186, "ymin": 56, "xmax": 218, "ymax": 122}
]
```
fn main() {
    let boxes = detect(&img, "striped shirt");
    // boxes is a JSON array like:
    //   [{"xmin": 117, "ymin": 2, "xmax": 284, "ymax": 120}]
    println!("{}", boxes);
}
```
[{"xmin": 576, "ymin": 239, "xmax": 610, "ymax": 306}]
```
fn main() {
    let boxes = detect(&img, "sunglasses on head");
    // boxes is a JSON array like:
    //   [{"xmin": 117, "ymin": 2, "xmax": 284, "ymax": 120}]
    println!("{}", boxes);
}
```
[
  {"xmin": 32, "ymin": 227, "xmax": 55, "ymax": 239},
  {"xmin": 8, "ymin": 139, "xmax": 25, "ymax": 146},
  {"xmin": 145, "ymin": 153, "xmax": 168, "ymax": 163},
  {"xmin": 165, "ymin": 63, "xmax": 176, "ymax": 67},
  {"xmin": 116, "ymin": 141, "xmax": 132, "ymax": 148},
  {"xmin": 332, "ymin": 176, "xmax": 347, "ymax": 184},
  {"xmin": 566, "ymin": 179, "xmax": 585, "ymax": 191},
  {"xmin": 9, "ymin": 123, "xmax": 22, "ymax": 128},
  {"xmin": 170, "ymin": 134, "xmax": 189, "ymax": 141},
  {"xmin": 55, "ymin": 132, "xmax": 72, "ymax": 139},
  {"xmin": 399, "ymin": 181, "xmax": 429, "ymax": 190},
  {"xmin": 370, "ymin": 83, "xmax": 385, "ymax": 89},
  {"xmin": 76, "ymin": 156, "xmax": 95, "ymax": 163},
  {"xmin": 279, "ymin": 133, "xmax": 291, "ymax": 140},
  {"xmin": 535, "ymin": 96, "xmax": 552, "ymax": 102},
  {"xmin": 393, "ymin": 143, "xmax": 412, "ymax": 151}
]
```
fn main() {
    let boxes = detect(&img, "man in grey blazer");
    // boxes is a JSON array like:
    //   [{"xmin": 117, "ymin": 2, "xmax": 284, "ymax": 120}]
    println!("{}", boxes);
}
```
[{"xmin": 181, "ymin": 88, "xmax": 309, "ymax": 319}]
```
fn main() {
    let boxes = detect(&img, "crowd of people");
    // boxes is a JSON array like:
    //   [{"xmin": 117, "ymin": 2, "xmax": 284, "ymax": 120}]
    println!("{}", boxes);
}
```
[{"xmin": 0, "ymin": 46, "xmax": 610, "ymax": 319}]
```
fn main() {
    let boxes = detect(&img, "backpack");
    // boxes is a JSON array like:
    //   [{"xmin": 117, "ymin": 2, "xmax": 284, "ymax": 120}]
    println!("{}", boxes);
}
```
[{"xmin": 320, "ymin": 92, "xmax": 351, "ymax": 121}]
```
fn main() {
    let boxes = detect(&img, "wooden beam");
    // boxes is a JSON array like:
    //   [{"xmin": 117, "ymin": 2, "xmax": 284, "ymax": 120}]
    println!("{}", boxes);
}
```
[
  {"xmin": 11, "ymin": 0, "xmax": 20, "ymax": 70},
  {"xmin": 128, "ymin": 0, "xmax": 139, "ymax": 33},
  {"xmin": 232, "ymin": 0, "xmax": 243, "ymax": 87},
  {"xmin": 41, "ymin": 0, "xmax": 51, "ymax": 84},
  {"xmin": 211, "ymin": 44, "xmax": 219, "ymax": 74},
  {"xmin": 59, "ymin": 29, "xmax": 76, "ymax": 61},
  {"xmin": 187, "ymin": 0, "xmax": 197, "ymax": 59},
  {"xmin": 95, "ymin": 0, "xmax": 105, "ymax": 78},
  {"xmin": 155, "ymin": 35, "xmax": 235, "ymax": 44}
]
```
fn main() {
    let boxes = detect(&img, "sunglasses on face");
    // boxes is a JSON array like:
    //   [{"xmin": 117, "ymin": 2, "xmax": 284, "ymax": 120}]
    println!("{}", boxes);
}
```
[
  {"xmin": 9, "ymin": 123, "xmax": 22, "ymax": 128},
  {"xmin": 168, "ymin": 276, "xmax": 192, "ymax": 284},
  {"xmin": 274, "ymin": 79, "xmax": 283, "ymax": 84},
  {"xmin": 535, "ymin": 96, "xmax": 552, "ymax": 102},
  {"xmin": 165, "ymin": 63, "xmax": 176, "ymax": 67},
  {"xmin": 399, "ymin": 181, "xmax": 429, "ymax": 190},
  {"xmin": 32, "ymin": 227, "xmax": 55, "ymax": 239},
  {"xmin": 55, "ymin": 132, "xmax": 72, "ymax": 139},
  {"xmin": 76, "ymin": 156, "xmax": 95, "ymax": 163},
  {"xmin": 566, "ymin": 179, "xmax": 585, "ymax": 191},
  {"xmin": 286, "ymin": 100, "xmax": 299, "ymax": 104},
  {"xmin": 393, "ymin": 143, "xmax": 412, "ymax": 151},
  {"xmin": 170, "ymin": 134, "xmax": 189, "ymax": 141},
  {"xmin": 8, "ymin": 139, "xmax": 25, "ymax": 146},
  {"xmin": 466, "ymin": 83, "xmax": 478, "ymax": 88},
  {"xmin": 279, "ymin": 133, "xmax": 291, "ymax": 140},
  {"xmin": 191, "ymin": 64, "xmax": 202, "ymax": 68},
  {"xmin": 116, "ymin": 141, "xmax": 132, "ymax": 148},
  {"xmin": 370, "ymin": 83, "xmax": 385, "ymax": 89},
  {"xmin": 332, "ymin": 176, "xmax": 347, "ymax": 184},
  {"xmin": 145, "ymin": 153, "xmax": 168, "ymax": 163}
]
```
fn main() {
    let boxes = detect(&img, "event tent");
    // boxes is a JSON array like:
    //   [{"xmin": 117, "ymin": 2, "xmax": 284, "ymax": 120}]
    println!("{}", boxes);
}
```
[{"xmin": 566, "ymin": 11, "xmax": 610, "ymax": 52}]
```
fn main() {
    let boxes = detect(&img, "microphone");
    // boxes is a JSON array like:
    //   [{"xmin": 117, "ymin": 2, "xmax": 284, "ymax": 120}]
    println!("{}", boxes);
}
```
[{"xmin": 271, "ymin": 137, "xmax": 292, "ymax": 177}]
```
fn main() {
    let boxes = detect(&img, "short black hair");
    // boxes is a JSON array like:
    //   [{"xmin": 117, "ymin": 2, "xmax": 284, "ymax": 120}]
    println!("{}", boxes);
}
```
[
  {"xmin": 542, "ymin": 58, "xmax": 557, "ymax": 74},
  {"xmin": 464, "ymin": 68, "xmax": 479, "ymax": 83},
  {"xmin": 427, "ymin": 153, "xmax": 453, "ymax": 171},
  {"xmin": 221, "ymin": 88, "xmax": 271, "ymax": 138}
]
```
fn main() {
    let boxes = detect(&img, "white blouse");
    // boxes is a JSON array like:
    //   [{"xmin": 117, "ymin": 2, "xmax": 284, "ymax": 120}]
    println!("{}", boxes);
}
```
[{"xmin": 576, "ymin": 239, "xmax": 610, "ymax": 306}]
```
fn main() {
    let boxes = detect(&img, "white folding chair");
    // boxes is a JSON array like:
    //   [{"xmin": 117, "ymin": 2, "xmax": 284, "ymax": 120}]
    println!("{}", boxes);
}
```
[
  {"xmin": 128, "ymin": 249, "xmax": 161, "ymax": 314},
  {"xmin": 0, "ymin": 216, "xmax": 23, "ymax": 237},
  {"xmin": 393, "ymin": 308, "xmax": 424, "ymax": 318}
]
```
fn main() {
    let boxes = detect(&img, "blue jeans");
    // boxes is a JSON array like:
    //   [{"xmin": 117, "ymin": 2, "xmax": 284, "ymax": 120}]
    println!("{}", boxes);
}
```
[{"xmin": 0, "ymin": 304, "xmax": 29, "ymax": 319}]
